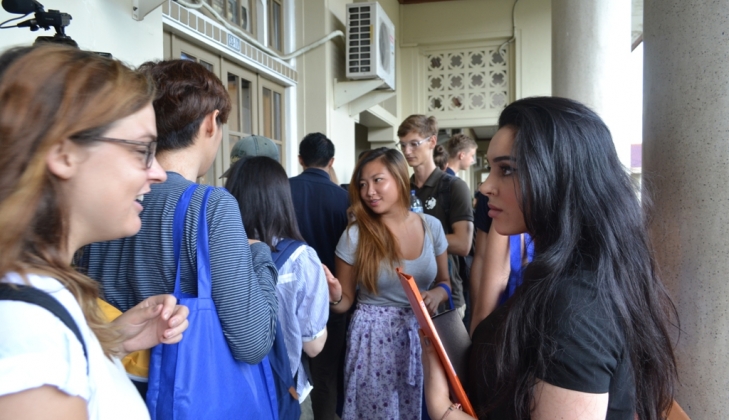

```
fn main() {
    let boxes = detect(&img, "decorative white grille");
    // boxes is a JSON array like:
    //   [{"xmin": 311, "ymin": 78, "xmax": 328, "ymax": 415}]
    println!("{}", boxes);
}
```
[{"xmin": 426, "ymin": 47, "xmax": 508, "ymax": 112}]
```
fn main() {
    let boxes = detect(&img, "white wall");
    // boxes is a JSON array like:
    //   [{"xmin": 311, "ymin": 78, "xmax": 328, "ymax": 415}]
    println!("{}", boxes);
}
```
[
  {"xmin": 515, "ymin": 0, "xmax": 551, "ymax": 98},
  {"xmin": 399, "ymin": 0, "xmax": 551, "ymax": 126},
  {"xmin": 0, "ymin": 0, "xmax": 163, "ymax": 66},
  {"xmin": 294, "ymin": 0, "xmax": 401, "ymax": 184}
]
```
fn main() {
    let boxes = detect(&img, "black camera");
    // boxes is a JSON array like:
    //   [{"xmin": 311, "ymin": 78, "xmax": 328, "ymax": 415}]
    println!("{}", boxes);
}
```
[{"xmin": 2, "ymin": 0, "xmax": 76, "ymax": 47}]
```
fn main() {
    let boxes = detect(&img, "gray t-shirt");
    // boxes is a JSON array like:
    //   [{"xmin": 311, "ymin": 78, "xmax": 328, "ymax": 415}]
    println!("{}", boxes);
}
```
[{"xmin": 335, "ymin": 214, "xmax": 448, "ymax": 307}]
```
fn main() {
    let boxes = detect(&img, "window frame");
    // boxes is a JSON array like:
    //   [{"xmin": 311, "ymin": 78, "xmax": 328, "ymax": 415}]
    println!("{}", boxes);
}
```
[
  {"xmin": 259, "ymin": 77, "xmax": 286, "ymax": 166},
  {"xmin": 208, "ymin": 0, "xmax": 256, "ymax": 35},
  {"xmin": 268, "ymin": 0, "xmax": 284, "ymax": 52}
]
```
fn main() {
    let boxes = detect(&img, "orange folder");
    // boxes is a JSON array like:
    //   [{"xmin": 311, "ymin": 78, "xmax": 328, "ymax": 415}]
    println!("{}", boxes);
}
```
[{"xmin": 396, "ymin": 267, "xmax": 476, "ymax": 417}]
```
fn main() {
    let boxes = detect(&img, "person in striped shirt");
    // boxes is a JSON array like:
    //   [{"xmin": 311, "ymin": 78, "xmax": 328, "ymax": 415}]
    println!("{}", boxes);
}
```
[{"xmin": 79, "ymin": 60, "xmax": 278, "ymax": 394}]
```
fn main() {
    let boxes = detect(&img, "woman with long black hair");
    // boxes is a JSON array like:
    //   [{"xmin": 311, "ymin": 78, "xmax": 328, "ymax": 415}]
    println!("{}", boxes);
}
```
[
  {"xmin": 225, "ymin": 156, "xmax": 336, "ymax": 417},
  {"xmin": 421, "ymin": 96, "xmax": 677, "ymax": 420}
]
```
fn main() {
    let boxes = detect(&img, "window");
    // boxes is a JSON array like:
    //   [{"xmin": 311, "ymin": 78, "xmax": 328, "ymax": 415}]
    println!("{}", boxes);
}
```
[
  {"xmin": 180, "ymin": 52, "xmax": 214, "ymax": 72},
  {"xmin": 165, "ymin": 35, "xmax": 287, "ymax": 185},
  {"xmin": 226, "ymin": 69, "xmax": 256, "ymax": 161},
  {"xmin": 260, "ymin": 79, "xmax": 285, "ymax": 161},
  {"xmin": 209, "ymin": 0, "xmax": 254, "ymax": 33},
  {"xmin": 269, "ymin": 0, "xmax": 284, "ymax": 52}
]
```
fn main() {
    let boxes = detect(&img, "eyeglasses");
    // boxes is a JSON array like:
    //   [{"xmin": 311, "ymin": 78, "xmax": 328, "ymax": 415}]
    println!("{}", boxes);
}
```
[
  {"xmin": 398, "ymin": 136, "xmax": 431, "ymax": 151},
  {"xmin": 93, "ymin": 137, "xmax": 158, "ymax": 168}
]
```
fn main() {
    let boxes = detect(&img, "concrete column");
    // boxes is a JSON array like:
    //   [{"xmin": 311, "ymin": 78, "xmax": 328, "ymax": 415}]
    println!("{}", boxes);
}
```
[
  {"xmin": 552, "ymin": 0, "xmax": 632, "ymax": 168},
  {"xmin": 643, "ymin": 1, "xmax": 729, "ymax": 416}
]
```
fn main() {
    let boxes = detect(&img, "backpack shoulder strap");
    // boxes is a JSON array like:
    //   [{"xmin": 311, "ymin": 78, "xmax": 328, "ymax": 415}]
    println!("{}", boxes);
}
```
[
  {"xmin": 420, "ymin": 214, "xmax": 455, "ymax": 310},
  {"xmin": 419, "ymin": 213, "xmax": 436, "ymax": 257},
  {"xmin": 0, "ymin": 283, "xmax": 89, "ymax": 373},
  {"xmin": 437, "ymin": 173, "xmax": 457, "ymax": 223},
  {"xmin": 271, "ymin": 239, "xmax": 306, "ymax": 270}
]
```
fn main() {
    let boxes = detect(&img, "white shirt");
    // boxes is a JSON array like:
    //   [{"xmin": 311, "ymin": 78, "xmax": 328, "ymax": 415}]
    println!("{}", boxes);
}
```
[{"xmin": 0, "ymin": 273, "xmax": 150, "ymax": 420}]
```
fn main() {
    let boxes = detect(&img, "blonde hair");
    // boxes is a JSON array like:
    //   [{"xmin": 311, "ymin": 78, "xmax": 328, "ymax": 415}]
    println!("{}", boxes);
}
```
[
  {"xmin": 446, "ymin": 133, "xmax": 477, "ymax": 156},
  {"xmin": 347, "ymin": 148, "xmax": 410, "ymax": 294},
  {"xmin": 0, "ymin": 45, "xmax": 155, "ymax": 356},
  {"xmin": 397, "ymin": 114, "xmax": 438, "ymax": 139}
]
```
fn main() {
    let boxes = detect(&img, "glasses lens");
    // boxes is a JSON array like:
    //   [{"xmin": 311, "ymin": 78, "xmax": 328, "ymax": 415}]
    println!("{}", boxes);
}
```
[{"xmin": 146, "ymin": 142, "xmax": 158, "ymax": 168}]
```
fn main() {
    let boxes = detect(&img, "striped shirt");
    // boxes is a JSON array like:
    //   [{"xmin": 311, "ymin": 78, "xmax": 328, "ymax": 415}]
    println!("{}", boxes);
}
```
[
  {"xmin": 274, "ymin": 242, "xmax": 329, "ymax": 401},
  {"xmin": 80, "ymin": 172, "xmax": 278, "ymax": 364}
]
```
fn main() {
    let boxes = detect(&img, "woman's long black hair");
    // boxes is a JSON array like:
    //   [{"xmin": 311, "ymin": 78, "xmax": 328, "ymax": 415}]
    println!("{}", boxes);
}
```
[
  {"xmin": 224, "ymin": 156, "xmax": 305, "ymax": 250},
  {"xmin": 485, "ymin": 97, "xmax": 677, "ymax": 419}
]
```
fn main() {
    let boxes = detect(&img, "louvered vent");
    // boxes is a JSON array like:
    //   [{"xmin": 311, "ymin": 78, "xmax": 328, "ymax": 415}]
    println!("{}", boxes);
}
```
[
  {"xmin": 348, "ymin": 5, "xmax": 372, "ymax": 74},
  {"xmin": 345, "ymin": 2, "xmax": 396, "ymax": 90}
]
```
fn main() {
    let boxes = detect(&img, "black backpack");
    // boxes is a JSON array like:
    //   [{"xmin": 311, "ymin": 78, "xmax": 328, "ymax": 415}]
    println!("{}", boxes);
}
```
[{"xmin": 435, "ymin": 173, "xmax": 474, "ymax": 283}]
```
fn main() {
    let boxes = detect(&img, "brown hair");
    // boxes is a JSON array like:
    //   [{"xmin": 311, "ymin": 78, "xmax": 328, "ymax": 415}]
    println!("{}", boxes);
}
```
[
  {"xmin": 433, "ymin": 144, "xmax": 449, "ymax": 171},
  {"xmin": 138, "ymin": 60, "xmax": 232, "ymax": 153},
  {"xmin": 0, "ymin": 45, "xmax": 155, "ymax": 356},
  {"xmin": 397, "ymin": 114, "xmax": 438, "ymax": 139},
  {"xmin": 446, "ymin": 132, "xmax": 477, "ymax": 156},
  {"xmin": 347, "ymin": 148, "xmax": 410, "ymax": 294}
]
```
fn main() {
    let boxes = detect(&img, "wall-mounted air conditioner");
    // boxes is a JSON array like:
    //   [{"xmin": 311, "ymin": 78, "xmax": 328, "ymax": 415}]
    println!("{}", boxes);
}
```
[{"xmin": 346, "ymin": 2, "xmax": 395, "ymax": 91}]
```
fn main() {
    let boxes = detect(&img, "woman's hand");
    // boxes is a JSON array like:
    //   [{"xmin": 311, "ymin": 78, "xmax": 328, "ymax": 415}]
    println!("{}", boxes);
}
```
[
  {"xmin": 421, "ymin": 286, "xmax": 448, "ymax": 316},
  {"xmin": 112, "ymin": 294, "xmax": 189, "ymax": 356},
  {"xmin": 322, "ymin": 264, "xmax": 342, "ymax": 304},
  {"xmin": 420, "ymin": 329, "xmax": 475, "ymax": 420}
]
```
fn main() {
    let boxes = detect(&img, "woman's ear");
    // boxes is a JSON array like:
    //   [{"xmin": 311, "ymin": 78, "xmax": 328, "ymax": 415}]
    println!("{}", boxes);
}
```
[{"xmin": 45, "ymin": 139, "xmax": 83, "ymax": 180}]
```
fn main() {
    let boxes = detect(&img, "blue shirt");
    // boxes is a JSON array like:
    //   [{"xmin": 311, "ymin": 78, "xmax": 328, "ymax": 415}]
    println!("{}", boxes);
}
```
[
  {"xmin": 274, "ymin": 242, "xmax": 329, "ymax": 401},
  {"xmin": 445, "ymin": 167, "xmax": 456, "ymax": 176},
  {"xmin": 289, "ymin": 168, "xmax": 349, "ymax": 275}
]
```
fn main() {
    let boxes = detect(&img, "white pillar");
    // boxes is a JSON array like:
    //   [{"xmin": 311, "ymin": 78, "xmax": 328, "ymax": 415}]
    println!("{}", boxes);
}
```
[
  {"xmin": 643, "ymin": 0, "xmax": 729, "ymax": 416},
  {"xmin": 552, "ymin": 0, "xmax": 632, "ymax": 168}
]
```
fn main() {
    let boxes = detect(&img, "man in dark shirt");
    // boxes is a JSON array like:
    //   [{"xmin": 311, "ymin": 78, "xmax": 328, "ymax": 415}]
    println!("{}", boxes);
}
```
[
  {"xmin": 289, "ymin": 132, "xmax": 349, "ymax": 420},
  {"xmin": 398, "ymin": 115, "xmax": 474, "ymax": 318}
]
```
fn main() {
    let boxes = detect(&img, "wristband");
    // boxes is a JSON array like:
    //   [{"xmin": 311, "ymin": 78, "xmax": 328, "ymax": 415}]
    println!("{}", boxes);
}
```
[
  {"xmin": 435, "ymin": 282, "xmax": 454, "ymax": 310},
  {"xmin": 330, "ymin": 295, "xmax": 342, "ymax": 306},
  {"xmin": 440, "ymin": 403, "xmax": 462, "ymax": 420}
]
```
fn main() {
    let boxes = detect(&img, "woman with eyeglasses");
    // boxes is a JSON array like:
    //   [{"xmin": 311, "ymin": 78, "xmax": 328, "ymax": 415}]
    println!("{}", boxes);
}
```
[
  {"xmin": 330, "ymin": 147, "xmax": 451, "ymax": 420},
  {"xmin": 421, "ymin": 97, "xmax": 678, "ymax": 420},
  {"xmin": 0, "ymin": 46, "xmax": 189, "ymax": 419}
]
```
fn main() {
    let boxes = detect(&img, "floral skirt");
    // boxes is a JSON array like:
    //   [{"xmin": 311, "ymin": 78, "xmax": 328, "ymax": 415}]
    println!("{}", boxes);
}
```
[{"xmin": 342, "ymin": 303, "xmax": 422, "ymax": 420}]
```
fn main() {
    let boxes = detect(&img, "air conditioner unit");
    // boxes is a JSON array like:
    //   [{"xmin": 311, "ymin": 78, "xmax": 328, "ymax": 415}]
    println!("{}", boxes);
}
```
[{"xmin": 346, "ymin": 2, "xmax": 396, "ymax": 90}]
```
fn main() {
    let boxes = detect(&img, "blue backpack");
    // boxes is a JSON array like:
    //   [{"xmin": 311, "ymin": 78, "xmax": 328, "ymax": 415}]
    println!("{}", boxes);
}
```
[{"xmin": 269, "ymin": 238, "xmax": 307, "ymax": 420}]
